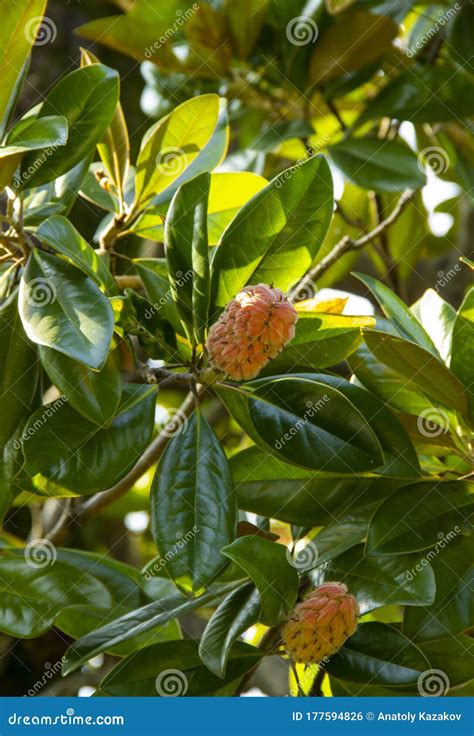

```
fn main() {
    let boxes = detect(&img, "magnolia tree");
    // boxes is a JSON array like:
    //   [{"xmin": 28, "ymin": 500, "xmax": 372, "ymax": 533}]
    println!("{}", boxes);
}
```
[{"xmin": 0, "ymin": 0, "xmax": 473, "ymax": 698}]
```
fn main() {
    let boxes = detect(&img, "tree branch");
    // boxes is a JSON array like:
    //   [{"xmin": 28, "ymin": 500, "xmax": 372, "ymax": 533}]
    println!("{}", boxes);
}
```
[
  {"xmin": 45, "ymin": 389, "xmax": 201, "ymax": 544},
  {"xmin": 290, "ymin": 188, "xmax": 416, "ymax": 298}
]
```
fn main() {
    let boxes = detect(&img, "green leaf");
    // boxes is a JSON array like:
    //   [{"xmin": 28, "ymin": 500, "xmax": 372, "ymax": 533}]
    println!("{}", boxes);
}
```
[
  {"xmin": 367, "ymin": 480, "xmax": 473, "ymax": 555},
  {"xmin": 135, "ymin": 94, "xmax": 220, "ymax": 207},
  {"xmin": 80, "ymin": 49, "xmax": 129, "ymax": 197},
  {"xmin": 224, "ymin": 0, "xmax": 268, "ymax": 58},
  {"xmin": 0, "ymin": 1, "xmax": 47, "ymax": 132},
  {"xmin": 417, "ymin": 635, "xmax": 474, "ymax": 687},
  {"xmin": 133, "ymin": 258, "xmax": 183, "ymax": 333},
  {"xmin": 36, "ymin": 215, "xmax": 115, "ymax": 292},
  {"xmin": 262, "ymin": 313, "xmax": 374, "ymax": 372},
  {"xmin": 0, "ymin": 291, "xmax": 39, "ymax": 446},
  {"xmin": 325, "ymin": 622, "xmax": 430, "ymax": 687},
  {"xmin": 219, "ymin": 375, "xmax": 384, "ymax": 473},
  {"xmin": 21, "ymin": 385, "xmax": 156, "ymax": 496},
  {"xmin": 411, "ymin": 288, "xmax": 457, "ymax": 363},
  {"xmin": 311, "ymin": 543, "xmax": 436, "ymax": 613},
  {"xmin": 221, "ymin": 536, "xmax": 298, "ymax": 626},
  {"xmin": 449, "ymin": 2, "xmax": 474, "ymax": 74},
  {"xmin": 19, "ymin": 250, "xmax": 114, "ymax": 370},
  {"xmin": 100, "ymin": 640, "xmax": 261, "ymax": 696},
  {"xmin": 329, "ymin": 137, "xmax": 425, "ymax": 193},
  {"xmin": 0, "ymin": 430, "xmax": 24, "ymax": 524},
  {"xmin": 362, "ymin": 329, "xmax": 469, "ymax": 417},
  {"xmin": 20, "ymin": 64, "xmax": 119, "ymax": 188},
  {"xmin": 354, "ymin": 273, "xmax": 438, "ymax": 354},
  {"xmin": 357, "ymin": 65, "xmax": 474, "ymax": 125},
  {"xmin": 165, "ymin": 172, "xmax": 210, "ymax": 343},
  {"xmin": 309, "ymin": 10, "xmax": 398, "ymax": 85},
  {"xmin": 39, "ymin": 344, "xmax": 122, "ymax": 426},
  {"xmin": 0, "ymin": 552, "xmax": 112, "ymax": 638},
  {"xmin": 450, "ymin": 287, "xmax": 474, "ymax": 419},
  {"xmin": 404, "ymin": 534, "xmax": 474, "ymax": 641},
  {"xmin": 63, "ymin": 584, "xmax": 238, "ymax": 675},
  {"xmin": 151, "ymin": 411, "xmax": 236, "ymax": 594},
  {"xmin": 199, "ymin": 582, "xmax": 261, "ymax": 677},
  {"xmin": 210, "ymin": 154, "xmax": 333, "ymax": 309}
]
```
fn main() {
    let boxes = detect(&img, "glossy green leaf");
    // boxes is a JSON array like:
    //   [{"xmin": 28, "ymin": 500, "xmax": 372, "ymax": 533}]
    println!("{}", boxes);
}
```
[
  {"xmin": 450, "ymin": 287, "xmax": 474, "ymax": 418},
  {"xmin": 210, "ymin": 154, "xmax": 333, "ymax": 309},
  {"xmin": 0, "ymin": 430, "xmax": 24, "ymax": 523},
  {"xmin": 151, "ymin": 411, "xmax": 236, "ymax": 594},
  {"xmin": 20, "ymin": 385, "xmax": 156, "ymax": 496},
  {"xmin": 63, "ymin": 584, "xmax": 237, "ymax": 675},
  {"xmin": 199, "ymin": 582, "xmax": 261, "ymax": 677},
  {"xmin": 417, "ymin": 635, "xmax": 474, "ymax": 687},
  {"xmin": 0, "ymin": 553, "xmax": 111, "ymax": 638},
  {"xmin": 221, "ymin": 536, "xmax": 298, "ymax": 626},
  {"xmin": 219, "ymin": 375, "xmax": 384, "ymax": 473},
  {"xmin": 362, "ymin": 329, "xmax": 469, "ymax": 417},
  {"xmin": 411, "ymin": 288, "xmax": 456, "ymax": 363},
  {"xmin": 165, "ymin": 172, "xmax": 210, "ymax": 343},
  {"xmin": 404, "ymin": 534, "xmax": 474, "ymax": 641},
  {"xmin": 354, "ymin": 273, "xmax": 438, "ymax": 354},
  {"xmin": 309, "ymin": 10, "xmax": 398, "ymax": 85},
  {"xmin": 311, "ymin": 543, "xmax": 436, "ymax": 613},
  {"xmin": 36, "ymin": 215, "xmax": 115, "ymax": 292},
  {"xmin": 19, "ymin": 250, "xmax": 114, "ymax": 370},
  {"xmin": 325, "ymin": 622, "xmax": 430, "ymax": 687},
  {"xmin": 329, "ymin": 137, "xmax": 425, "ymax": 192},
  {"xmin": 135, "ymin": 94, "xmax": 220, "ymax": 207},
  {"xmin": 262, "ymin": 313, "xmax": 374, "ymax": 373},
  {"xmin": 100, "ymin": 640, "xmax": 261, "ymax": 696},
  {"xmin": 0, "ymin": 291, "xmax": 39, "ymax": 446},
  {"xmin": 39, "ymin": 344, "xmax": 122, "ymax": 426},
  {"xmin": 357, "ymin": 65, "xmax": 474, "ymax": 125},
  {"xmin": 367, "ymin": 480, "xmax": 473, "ymax": 555},
  {"xmin": 0, "ymin": 1, "xmax": 46, "ymax": 132},
  {"xmin": 20, "ymin": 65, "xmax": 119, "ymax": 188}
]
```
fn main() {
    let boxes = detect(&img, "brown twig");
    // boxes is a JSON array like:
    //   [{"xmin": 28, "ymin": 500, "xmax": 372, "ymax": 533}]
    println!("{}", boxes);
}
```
[{"xmin": 290, "ymin": 188, "xmax": 416, "ymax": 298}]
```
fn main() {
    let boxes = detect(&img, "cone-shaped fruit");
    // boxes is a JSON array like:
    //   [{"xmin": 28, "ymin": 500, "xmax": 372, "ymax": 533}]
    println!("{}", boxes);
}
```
[
  {"xmin": 281, "ymin": 582, "xmax": 359, "ymax": 664},
  {"xmin": 206, "ymin": 284, "xmax": 298, "ymax": 380}
]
